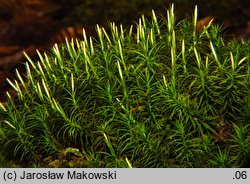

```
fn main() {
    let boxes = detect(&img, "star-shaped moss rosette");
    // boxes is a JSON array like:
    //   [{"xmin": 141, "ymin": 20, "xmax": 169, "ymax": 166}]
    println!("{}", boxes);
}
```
[{"xmin": 0, "ymin": 5, "xmax": 249, "ymax": 168}]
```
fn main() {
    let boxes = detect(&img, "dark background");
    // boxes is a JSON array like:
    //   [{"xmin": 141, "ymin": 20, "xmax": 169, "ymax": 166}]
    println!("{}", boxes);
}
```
[{"xmin": 1, "ymin": 0, "xmax": 250, "ymax": 47}]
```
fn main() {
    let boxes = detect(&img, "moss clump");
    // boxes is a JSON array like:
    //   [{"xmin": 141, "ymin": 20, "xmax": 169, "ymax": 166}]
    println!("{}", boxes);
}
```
[{"xmin": 0, "ymin": 5, "xmax": 249, "ymax": 168}]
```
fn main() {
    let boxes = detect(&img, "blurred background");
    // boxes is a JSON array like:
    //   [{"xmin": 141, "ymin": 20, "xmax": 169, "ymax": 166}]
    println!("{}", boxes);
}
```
[{"xmin": 0, "ymin": 0, "xmax": 250, "ymax": 102}]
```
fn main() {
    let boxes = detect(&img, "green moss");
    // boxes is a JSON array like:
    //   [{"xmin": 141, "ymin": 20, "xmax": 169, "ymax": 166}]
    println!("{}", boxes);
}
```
[{"xmin": 0, "ymin": 5, "xmax": 249, "ymax": 168}]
